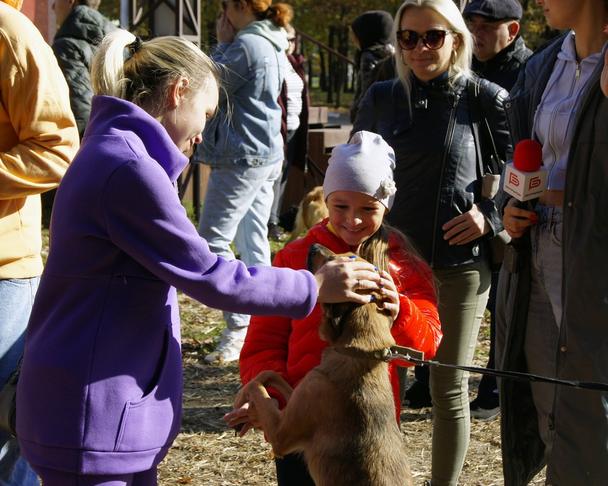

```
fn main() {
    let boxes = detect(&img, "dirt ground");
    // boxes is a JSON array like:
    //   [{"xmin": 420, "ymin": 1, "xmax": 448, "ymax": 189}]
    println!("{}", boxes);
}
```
[{"xmin": 157, "ymin": 294, "xmax": 547, "ymax": 486}]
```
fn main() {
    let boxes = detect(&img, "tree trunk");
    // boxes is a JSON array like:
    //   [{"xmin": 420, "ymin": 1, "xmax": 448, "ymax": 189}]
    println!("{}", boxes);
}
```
[
  {"xmin": 327, "ymin": 25, "xmax": 335, "ymax": 104},
  {"xmin": 319, "ymin": 46, "xmax": 327, "ymax": 92}
]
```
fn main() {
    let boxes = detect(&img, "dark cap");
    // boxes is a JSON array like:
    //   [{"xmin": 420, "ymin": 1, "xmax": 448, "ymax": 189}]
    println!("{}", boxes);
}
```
[{"xmin": 463, "ymin": 0, "xmax": 523, "ymax": 21}]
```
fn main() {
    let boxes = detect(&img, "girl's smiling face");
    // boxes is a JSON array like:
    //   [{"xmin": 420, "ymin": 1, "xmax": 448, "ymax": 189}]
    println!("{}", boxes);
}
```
[{"xmin": 327, "ymin": 191, "xmax": 386, "ymax": 250}]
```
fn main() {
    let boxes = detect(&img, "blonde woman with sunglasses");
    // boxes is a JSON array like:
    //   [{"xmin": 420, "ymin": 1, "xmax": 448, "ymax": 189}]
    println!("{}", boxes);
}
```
[{"xmin": 353, "ymin": 1, "xmax": 511, "ymax": 484}]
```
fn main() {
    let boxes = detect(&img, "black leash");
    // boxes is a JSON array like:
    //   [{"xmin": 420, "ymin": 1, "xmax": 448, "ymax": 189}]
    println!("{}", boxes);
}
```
[{"xmin": 385, "ymin": 345, "xmax": 608, "ymax": 392}]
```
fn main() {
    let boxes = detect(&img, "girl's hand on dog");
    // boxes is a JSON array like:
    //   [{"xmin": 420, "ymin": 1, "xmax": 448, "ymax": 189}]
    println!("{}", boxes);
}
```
[
  {"xmin": 225, "ymin": 377, "xmax": 284, "ymax": 437},
  {"xmin": 378, "ymin": 270, "xmax": 400, "ymax": 320},
  {"xmin": 223, "ymin": 401, "xmax": 258, "ymax": 437},
  {"xmin": 315, "ymin": 256, "xmax": 380, "ymax": 305}
]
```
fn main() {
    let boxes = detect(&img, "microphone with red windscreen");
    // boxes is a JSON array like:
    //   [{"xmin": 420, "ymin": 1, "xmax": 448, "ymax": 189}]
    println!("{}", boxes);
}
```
[{"xmin": 503, "ymin": 139, "xmax": 547, "ymax": 202}]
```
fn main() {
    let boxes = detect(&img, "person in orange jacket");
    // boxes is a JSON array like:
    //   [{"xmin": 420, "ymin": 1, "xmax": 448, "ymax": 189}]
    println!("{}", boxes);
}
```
[
  {"xmin": 234, "ymin": 130, "xmax": 442, "ymax": 486},
  {"xmin": 0, "ymin": 0, "xmax": 78, "ymax": 483}
]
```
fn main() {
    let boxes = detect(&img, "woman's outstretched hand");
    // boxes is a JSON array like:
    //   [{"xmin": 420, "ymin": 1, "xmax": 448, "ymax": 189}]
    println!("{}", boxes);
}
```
[{"xmin": 314, "ymin": 256, "xmax": 381, "ymax": 305}]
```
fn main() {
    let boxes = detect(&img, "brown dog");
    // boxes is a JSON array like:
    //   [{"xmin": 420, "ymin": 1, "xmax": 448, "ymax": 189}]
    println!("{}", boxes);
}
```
[
  {"xmin": 235, "ymin": 244, "xmax": 412, "ymax": 486},
  {"xmin": 288, "ymin": 185, "xmax": 328, "ymax": 242}
]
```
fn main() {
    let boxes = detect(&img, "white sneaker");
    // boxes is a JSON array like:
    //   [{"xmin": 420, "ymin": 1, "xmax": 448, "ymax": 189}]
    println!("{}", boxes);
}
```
[{"xmin": 204, "ymin": 328, "xmax": 247, "ymax": 364}]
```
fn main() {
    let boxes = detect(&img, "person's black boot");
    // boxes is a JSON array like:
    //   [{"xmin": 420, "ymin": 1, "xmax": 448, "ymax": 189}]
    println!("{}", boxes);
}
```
[
  {"xmin": 470, "ymin": 393, "xmax": 500, "ymax": 421},
  {"xmin": 268, "ymin": 223, "xmax": 286, "ymax": 241},
  {"xmin": 403, "ymin": 379, "xmax": 432, "ymax": 408}
]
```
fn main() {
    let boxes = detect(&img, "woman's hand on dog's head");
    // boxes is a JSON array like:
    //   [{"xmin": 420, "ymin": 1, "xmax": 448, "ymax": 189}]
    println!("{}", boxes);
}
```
[{"xmin": 314, "ymin": 256, "xmax": 381, "ymax": 305}]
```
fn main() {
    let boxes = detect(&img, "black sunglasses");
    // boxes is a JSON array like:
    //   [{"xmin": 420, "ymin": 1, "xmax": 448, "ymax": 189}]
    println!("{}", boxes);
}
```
[{"xmin": 396, "ymin": 29, "xmax": 454, "ymax": 50}]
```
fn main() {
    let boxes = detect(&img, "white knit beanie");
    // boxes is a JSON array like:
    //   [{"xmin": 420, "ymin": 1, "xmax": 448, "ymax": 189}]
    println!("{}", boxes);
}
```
[{"xmin": 323, "ymin": 130, "xmax": 397, "ymax": 209}]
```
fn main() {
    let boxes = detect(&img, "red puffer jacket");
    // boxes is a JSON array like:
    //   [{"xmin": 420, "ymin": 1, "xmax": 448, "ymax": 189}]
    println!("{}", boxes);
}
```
[{"xmin": 240, "ymin": 220, "xmax": 442, "ymax": 418}]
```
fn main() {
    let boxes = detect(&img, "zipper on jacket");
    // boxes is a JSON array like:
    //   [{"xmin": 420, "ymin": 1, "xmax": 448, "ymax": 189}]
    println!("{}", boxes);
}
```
[{"xmin": 430, "ymin": 93, "xmax": 459, "ymax": 268}]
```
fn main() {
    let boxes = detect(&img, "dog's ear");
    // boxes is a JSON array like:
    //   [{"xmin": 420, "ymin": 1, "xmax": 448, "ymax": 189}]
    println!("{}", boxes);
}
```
[
  {"xmin": 307, "ymin": 244, "xmax": 335, "ymax": 273},
  {"xmin": 319, "ymin": 304, "xmax": 351, "ymax": 343}
]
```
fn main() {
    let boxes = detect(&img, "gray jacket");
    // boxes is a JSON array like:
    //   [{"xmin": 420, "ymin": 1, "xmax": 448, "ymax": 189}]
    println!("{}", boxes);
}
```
[
  {"xmin": 497, "ymin": 34, "xmax": 608, "ymax": 485},
  {"xmin": 52, "ymin": 5, "xmax": 114, "ymax": 138}
]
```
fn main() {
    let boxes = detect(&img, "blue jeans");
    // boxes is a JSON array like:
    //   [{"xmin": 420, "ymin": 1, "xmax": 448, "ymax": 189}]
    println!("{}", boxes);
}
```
[
  {"xmin": 524, "ymin": 204, "xmax": 563, "ymax": 461},
  {"xmin": 198, "ymin": 162, "xmax": 281, "ymax": 330},
  {"xmin": 0, "ymin": 277, "xmax": 40, "ymax": 486}
]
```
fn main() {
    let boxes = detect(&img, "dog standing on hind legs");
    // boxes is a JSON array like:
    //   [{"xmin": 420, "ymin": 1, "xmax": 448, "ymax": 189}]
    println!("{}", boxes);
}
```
[{"xmin": 233, "ymin": 244, "xmax": 413, "ymax": 486}]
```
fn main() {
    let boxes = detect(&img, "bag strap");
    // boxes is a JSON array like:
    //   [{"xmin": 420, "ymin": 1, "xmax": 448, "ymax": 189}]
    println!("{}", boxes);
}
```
[{"xmin": 467, "ymin": 79, "xmax": 501, "ymax": 175}]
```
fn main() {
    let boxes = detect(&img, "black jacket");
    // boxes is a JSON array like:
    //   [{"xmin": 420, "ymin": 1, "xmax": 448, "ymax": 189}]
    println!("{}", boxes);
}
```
[
  {"xmin": 497, "ymin": 34, "xmax": 608, "ymax": 485},
  {"xmin": 53, "ymin": 5, "xmax": 114, "ymax": 138},
  {"xmin": 353, "ymin": 74, "xmax": 510, "ymax": 269},
  {"xmin": 472, "ymin": 36, "xmax": 532, "ymax": 92},
  {"xmin": 350, "ymin": 44, "xmax": 395, "ymax": 122}
]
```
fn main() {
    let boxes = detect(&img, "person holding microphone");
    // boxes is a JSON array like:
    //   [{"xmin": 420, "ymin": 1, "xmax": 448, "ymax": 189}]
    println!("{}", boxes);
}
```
[{"xmin": 497, "ymin": 1, "xmax": 608, "ymax": 484}]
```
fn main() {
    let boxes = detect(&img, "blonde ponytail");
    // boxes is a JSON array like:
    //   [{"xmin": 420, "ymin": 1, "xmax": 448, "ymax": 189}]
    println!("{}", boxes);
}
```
[{"xmin": 91, "ymin": 29, "xmax": 219, "ymax": 115}]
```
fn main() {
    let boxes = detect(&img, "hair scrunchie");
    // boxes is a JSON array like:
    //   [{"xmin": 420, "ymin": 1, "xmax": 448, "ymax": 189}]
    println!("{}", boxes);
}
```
[{"xmin": 123, "ymin": 36, "xmax": 143, "ymax": 63}]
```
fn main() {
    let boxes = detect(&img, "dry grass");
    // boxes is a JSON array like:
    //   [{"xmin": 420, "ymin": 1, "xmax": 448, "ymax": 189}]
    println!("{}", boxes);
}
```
[
  {"xmin": 39, "ymin": 229, "xmax": 544, "ymax": 484},
  {"xmin": 158, "ymin": 294, "xmax": 546, "ymax": 486}
]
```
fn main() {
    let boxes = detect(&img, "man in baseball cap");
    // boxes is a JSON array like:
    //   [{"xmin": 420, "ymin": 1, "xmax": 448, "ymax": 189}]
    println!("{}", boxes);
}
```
[{"xmin": 464, "ymin": 0, "xmax": 532, "ymax": 91}]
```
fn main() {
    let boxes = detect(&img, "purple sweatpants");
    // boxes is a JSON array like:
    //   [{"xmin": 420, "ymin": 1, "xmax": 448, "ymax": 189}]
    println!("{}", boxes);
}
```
[{"xmin": 33, "ymin": 466, "xmax": 157, "ymax": 486}]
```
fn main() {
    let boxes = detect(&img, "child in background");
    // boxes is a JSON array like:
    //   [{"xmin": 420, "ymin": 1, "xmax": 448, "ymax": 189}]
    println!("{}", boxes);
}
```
[
  {"xmin": 349, "ymin": 10, "xmax": 395, "ymax": 122},
  {"xmin": 229, "ymin": 130, "xmax": 442, "ymax": 485}
]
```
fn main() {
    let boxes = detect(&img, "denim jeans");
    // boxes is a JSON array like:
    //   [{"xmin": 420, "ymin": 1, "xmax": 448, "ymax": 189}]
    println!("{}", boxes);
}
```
[
  {"xmin": 199, "ymin": 162, "xmax": 282, "ymax": 330},
  {"xmin": 430, "ymin": 261, "xmax": 491, "ymax": 486},
  {"xmin": 0, "ymin": 277, "xmax": 40, "ymax": 486},
  {"xmin": 524, "ymin": 204, "xmax": 563, "ymax": 461}
]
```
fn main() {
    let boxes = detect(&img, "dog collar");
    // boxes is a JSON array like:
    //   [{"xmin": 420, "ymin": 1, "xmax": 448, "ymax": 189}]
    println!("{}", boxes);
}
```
[{"xmin": 334, "ymin": 345, "xmax": 424, "ymax": 363}]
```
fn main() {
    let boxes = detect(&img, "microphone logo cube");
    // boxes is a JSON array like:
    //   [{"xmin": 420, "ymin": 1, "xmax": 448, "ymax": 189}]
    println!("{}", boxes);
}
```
[
  {"xmin": 504, "ymin": 163, "xmax": 548, "ymax": 201},
  {"xmin": 529, "ymin": 176, "xmax": 542, "ymax": 189}
]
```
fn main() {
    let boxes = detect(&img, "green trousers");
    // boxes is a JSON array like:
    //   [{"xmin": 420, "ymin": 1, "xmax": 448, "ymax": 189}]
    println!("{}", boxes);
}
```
[{"xmin": 430, "ymin": 261, "xmax": 491, "ymax": 486}]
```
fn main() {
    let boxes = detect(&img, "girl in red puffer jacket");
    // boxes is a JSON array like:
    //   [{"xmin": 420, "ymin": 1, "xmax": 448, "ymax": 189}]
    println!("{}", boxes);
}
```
[{"xmin": 234, "ymin": 130, "xmax": 442, "ymax": 485}]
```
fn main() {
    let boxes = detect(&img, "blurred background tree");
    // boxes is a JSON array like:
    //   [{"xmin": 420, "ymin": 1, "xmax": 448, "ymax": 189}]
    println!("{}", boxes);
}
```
[
  {"xmin": 520, "ymin": 0, "xmax": 560, "ymax": 50},
  {"xmin": 98, "ymin": 1, "xmax": 119, "ymax": 24}
]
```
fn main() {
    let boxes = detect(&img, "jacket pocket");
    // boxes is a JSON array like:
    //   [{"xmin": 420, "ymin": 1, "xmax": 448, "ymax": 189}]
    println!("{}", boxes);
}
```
[{"xmin": 114, "ymin": 328, "xmax": 181, "ymax": 452}]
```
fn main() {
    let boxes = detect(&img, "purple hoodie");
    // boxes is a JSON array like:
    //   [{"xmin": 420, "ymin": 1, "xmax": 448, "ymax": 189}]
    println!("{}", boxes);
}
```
[{"xmin": 16, "ymin": 96, "xmax": 317, "ymax": 475}]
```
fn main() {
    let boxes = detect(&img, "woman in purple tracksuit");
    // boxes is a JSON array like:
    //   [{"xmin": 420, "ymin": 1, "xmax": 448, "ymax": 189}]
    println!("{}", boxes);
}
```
[{"xmin": 15, "ymin": 29, "xmax": 380, "ymax": 486}]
